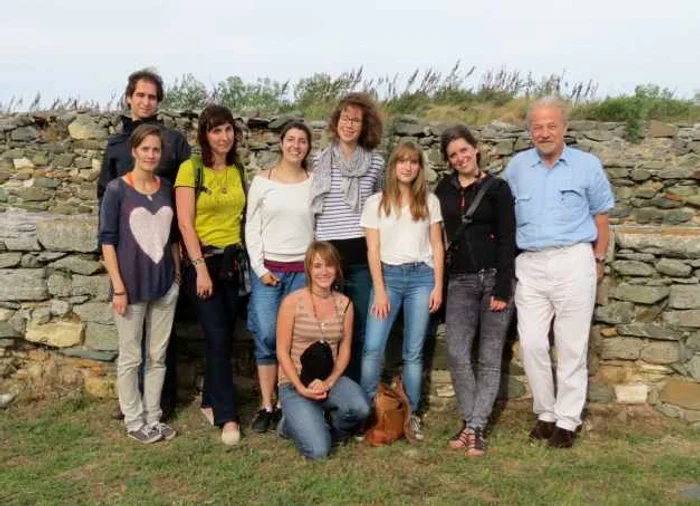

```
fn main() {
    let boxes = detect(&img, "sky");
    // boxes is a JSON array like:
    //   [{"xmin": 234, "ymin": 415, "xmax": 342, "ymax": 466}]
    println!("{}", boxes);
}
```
[{"xmin": 1, "ymin": 0, "xmax": 698, "ymax": 108}]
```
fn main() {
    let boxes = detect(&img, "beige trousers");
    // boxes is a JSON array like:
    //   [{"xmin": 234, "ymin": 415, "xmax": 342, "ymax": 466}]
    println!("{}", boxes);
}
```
[
  {"xmin": 114, "ymin": 282, "xmax": 179, "ymax": 432},
  {"xmin": 515, "ymin": 243, "xmax": 596, "ymax": 431}
]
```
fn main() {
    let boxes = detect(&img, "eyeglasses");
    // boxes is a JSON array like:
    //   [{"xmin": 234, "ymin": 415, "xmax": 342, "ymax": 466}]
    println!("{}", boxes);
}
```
[{"xmin": 338, "ymin": 116, "xmax": 362, "ymax": 126}]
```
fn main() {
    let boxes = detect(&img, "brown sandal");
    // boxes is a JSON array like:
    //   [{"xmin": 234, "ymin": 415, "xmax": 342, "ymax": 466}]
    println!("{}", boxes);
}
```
[{"xmin": 448, "ymin": 424, "xmax": 473, "ymax": 449}]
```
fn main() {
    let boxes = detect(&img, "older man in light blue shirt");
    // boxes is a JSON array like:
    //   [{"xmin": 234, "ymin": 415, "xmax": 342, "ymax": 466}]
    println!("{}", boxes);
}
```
[{"xmin": 503, "ymin": 96, "xmax": 614, "ymax": 449}]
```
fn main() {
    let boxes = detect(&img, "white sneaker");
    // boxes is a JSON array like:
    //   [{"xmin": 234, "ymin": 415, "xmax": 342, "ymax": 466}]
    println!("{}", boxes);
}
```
[{"xmin": 409, "ymin": 414, "xmax": 425, "ymax": 441}]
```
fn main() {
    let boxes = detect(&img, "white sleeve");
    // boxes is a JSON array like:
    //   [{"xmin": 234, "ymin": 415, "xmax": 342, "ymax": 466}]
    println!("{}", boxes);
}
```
[
  {"xmin": 244, "ymin": 177, "xmax": 268, "ymax": 278},
  {"xmin": 360, "ymin": 193, "xmax": 381, "ymax": 229},
  {"xmin": 428, "ymin": 193, "xmax": 443, "ymax": 224}
]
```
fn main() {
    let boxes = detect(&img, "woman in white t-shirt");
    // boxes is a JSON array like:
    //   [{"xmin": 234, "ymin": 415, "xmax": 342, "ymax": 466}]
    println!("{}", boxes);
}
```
[
  {"xmin": 245, "ymin": 121, "xmax": 314, "ymax": 434},
  {"xmin": 359, "ymin": 141, "xmax": 444, "ymax": 440}
]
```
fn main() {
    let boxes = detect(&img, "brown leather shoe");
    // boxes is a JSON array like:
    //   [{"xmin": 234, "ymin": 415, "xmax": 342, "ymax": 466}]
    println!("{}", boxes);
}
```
[
  {"xmin": 528, "ymin": 420, "xmax": 555, "ymax": 441},
  {"xmin": 547, "ymin": 426, "xmax": 576, "ymax": 448}
]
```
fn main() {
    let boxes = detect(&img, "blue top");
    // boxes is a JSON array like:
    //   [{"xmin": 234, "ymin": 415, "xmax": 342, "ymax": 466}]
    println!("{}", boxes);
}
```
[
  {"xmin": 98, "ymin": 177, "xmax": 176, "ymax": 304},
  {"xmin": 502, "ymin": 146, "xmax": 614, "ymax": 251}
]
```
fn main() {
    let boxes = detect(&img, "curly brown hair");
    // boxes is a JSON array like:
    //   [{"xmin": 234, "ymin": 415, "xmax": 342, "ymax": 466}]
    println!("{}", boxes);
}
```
[{"xmin": 328, "ymin": 92, "xmax": 383, "ymax": 150}]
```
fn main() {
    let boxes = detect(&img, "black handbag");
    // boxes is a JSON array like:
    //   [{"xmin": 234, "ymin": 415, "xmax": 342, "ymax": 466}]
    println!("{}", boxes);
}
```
[{"xmin": 299, "ymin": 340, "xmax": 335, "ymax": 387}]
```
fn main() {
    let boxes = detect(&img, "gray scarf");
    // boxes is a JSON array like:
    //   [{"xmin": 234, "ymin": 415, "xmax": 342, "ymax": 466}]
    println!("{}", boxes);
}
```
[{"xmin": 310, "ymin": 143, "xmax": 372, "ymax": 215}]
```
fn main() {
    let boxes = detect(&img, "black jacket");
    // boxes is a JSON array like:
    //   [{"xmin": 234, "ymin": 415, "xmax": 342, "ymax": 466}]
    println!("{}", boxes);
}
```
[
  {"xmin": 97, "ymin": 115, "xmax": 191, "ymax": 200},
  {"xmin": 434, "ymin": 172, "xmax": 516, "ymax": 301}
]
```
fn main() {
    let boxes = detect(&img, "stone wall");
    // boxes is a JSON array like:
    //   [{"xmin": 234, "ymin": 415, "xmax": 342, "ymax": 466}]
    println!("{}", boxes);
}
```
[{"xmin": 0, "ymin": 111, "xmax": 699, "ymax": 423}]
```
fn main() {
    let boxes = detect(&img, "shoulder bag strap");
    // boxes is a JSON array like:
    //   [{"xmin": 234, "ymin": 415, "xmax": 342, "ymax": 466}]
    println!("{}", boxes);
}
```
[
  {"xmin": 191, "ymin": 156, "xmax": 204, "ymax": 202},
  {"xmin": 446, "ymin": 176, "xmax": 498, "ymax": 252}
]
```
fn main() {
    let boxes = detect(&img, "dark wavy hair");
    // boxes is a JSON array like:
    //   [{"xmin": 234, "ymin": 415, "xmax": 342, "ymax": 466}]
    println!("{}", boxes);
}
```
[
  {"xmin": 280, "ymin": 120, "xmax": 313, "ymax": 169},
  {"xmin": 125, "ymin": 68, "xmax": 164, "ymax": 103},
  {"xmin": 439, "ymin": 124, "xmax": 482, "ymax": 168},
  {"xmin": 197, "ymin": 104, "xmax": 242, "ymax": 168},
  {"xmin": 328, "ymin": 92, "xmax": 383, "ymax": 150}
]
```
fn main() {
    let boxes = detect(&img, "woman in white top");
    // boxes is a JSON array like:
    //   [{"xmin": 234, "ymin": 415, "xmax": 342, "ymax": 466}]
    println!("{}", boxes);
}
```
[
  {"xmin": 245, "ymin": 120, "xmax": 314, "ymax": 433},
  {"xmin": 359, "ymin": 141, "xmax": 444, "ymax": 440}
]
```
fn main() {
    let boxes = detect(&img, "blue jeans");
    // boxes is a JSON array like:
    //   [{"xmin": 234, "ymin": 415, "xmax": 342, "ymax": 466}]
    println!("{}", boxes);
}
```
[
  {"xmin": 361, "ymin": 262, "xmax": 435, "ymax": 413},
  {"xmin": 343, "ymin": 264, "xmax": 372, "ymax": 383},
  {"xmin": 279, "ymin": 376, "xmax": 370, "ymax": 460},
  {"xmin": 184, "ymin": 259, "xmax": 240, "ymax": 427},
  {"xmin": 248, "ymin": 270, "xmax": 306, "ymax": 365}
]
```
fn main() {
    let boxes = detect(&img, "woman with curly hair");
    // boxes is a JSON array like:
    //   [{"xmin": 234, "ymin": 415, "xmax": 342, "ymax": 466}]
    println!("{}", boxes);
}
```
[{"xmin": 310, "ymin": 92, "xmax": 385, "ymax": 382}]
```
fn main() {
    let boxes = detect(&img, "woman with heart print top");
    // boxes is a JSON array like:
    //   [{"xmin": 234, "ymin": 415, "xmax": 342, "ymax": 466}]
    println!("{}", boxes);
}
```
[
  {"xmin": 99, "ymin": 124, "xmax": 181, "ymax": 445},
  {"xmin": 175, "ymin": 105, "xmax": 247, "ymax": 446}
]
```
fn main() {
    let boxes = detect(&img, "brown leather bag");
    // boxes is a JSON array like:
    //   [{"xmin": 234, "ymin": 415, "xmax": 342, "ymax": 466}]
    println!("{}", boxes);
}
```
[{"xmin": 365, "ymin": 377, "xmax": 416, "ymax": 446}]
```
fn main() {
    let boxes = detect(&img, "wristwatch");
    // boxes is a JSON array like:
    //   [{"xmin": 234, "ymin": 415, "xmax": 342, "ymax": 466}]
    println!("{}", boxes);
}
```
[{"xmin": 595, "ymin": 254, "xmax": 606, "ymax": 264}]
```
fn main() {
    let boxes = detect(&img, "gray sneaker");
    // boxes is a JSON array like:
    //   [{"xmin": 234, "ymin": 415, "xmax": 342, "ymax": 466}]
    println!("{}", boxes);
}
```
[
  {"xmin": 409, "ymin": 414, "xmax": 425, "ymax": 441},
  {"xmin": 128, "ymin": 424, "xmax": 163, "ymax": 444},
  {"xmin": 150, "ymin": 422, "xmax": 177, "ymax": 441}
]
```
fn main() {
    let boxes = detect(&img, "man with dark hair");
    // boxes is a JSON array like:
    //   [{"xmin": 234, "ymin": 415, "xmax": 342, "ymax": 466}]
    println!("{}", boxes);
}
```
[
  {"xmin": 98, "ymin": 69, "xmax": 191, "ymax": 421},
  {"xmin": 98, "ymin": 69, "xmax": 190, "ymax": 199}
]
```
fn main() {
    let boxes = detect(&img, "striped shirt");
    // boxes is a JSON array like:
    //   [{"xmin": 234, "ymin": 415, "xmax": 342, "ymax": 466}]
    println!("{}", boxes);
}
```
[
  {"xmin": 314, "ymin": 151, "xmax": 384, "ymax": 241},
  {"xmin": 278, "ymin": 291, "xmax": 350, "ymax": 386}
]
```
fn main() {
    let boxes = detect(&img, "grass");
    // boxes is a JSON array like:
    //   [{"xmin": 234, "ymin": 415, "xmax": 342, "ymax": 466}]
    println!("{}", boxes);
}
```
[{"xmin": 2, "ymin": 385, "xmax": 699, "ymax": 506}]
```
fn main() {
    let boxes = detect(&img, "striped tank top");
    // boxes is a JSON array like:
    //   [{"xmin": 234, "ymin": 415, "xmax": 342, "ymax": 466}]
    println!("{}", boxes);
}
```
[{"xmin": 278, "ymin": 291, "xmax": 351, "ymax": 386}]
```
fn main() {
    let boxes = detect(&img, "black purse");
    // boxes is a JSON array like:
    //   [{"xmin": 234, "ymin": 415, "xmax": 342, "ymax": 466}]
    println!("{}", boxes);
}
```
[{"xmin": 299, "ymin": 340, "xmax": 335, "ymax": 387}]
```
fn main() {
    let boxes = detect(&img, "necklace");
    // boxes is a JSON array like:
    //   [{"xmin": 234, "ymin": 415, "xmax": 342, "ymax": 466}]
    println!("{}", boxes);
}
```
[
  {"xmin": 220, "ymin": 167, "xmax": 229, "ymax": 194},
  {"xmin": 310, "ymin": 288, "xmax": 332, "ymax": 299},
  {"xmin": 309, "ymin": 288, "xmax": 334, "ymax": 342}
]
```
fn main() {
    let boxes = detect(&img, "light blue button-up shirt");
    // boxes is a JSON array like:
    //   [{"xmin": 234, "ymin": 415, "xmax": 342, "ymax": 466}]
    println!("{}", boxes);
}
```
[{"xmin": 502, "ymin": 146, "xmax": 614, "ymax": 251}]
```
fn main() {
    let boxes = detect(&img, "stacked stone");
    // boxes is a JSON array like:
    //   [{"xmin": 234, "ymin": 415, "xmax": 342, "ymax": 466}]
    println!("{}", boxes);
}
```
[
  {"xmin": 591, "ymin": 227, "xmax": 700, "ymax": 424},
  {"xmin": 1, "ymin": 110, "xmax": 698, "ymax": 423},
  {"xmin": 0, "ymin": 111, "xmax": 195, "ymax": 215},
  {"xmin": 0, "ymin": 213, "xmax": 118, "ymax": 402}
]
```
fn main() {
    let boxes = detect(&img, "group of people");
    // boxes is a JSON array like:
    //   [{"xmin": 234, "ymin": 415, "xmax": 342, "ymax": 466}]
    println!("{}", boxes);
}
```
[{"xmin": 97, "ymin": 68, "xmax": 614, "ymax": 459}]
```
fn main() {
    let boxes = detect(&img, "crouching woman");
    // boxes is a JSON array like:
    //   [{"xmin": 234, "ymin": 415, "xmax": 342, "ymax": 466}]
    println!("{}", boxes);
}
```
[{"xmin": 276, "ymin": 241, "xmax": 370, "ymax": 460}]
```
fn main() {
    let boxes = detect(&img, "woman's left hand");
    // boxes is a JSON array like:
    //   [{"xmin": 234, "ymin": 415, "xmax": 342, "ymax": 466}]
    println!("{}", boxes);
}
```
[
  {"xmin": 428, "ymin": 287, "xmax": 442, "ymax": 313},
  {"xmin": 308, "ymin": 379, "xmax": 330, "ymax": 394},
  {"xmin": 489, "ymin": 296, "xmax": 507, "ymax": 312}
]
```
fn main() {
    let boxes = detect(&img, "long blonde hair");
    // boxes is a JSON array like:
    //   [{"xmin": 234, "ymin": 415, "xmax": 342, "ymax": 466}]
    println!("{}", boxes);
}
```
[{"xmin": 379, "ymin": 141, "xmax": 429, "ymax": 221}]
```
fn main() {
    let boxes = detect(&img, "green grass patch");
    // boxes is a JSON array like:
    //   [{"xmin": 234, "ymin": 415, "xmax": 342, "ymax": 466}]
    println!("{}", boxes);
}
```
[{"xmin": 1, "ymin": 393, "xmax": 699, "ymax": 505}]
